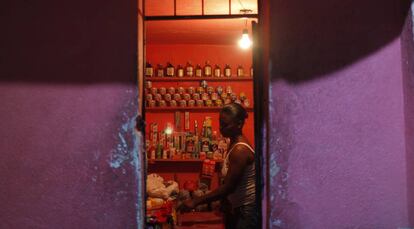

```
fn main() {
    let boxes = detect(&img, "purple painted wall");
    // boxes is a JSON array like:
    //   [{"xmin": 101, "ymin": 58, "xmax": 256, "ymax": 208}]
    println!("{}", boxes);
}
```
[
  {"xmin": 402, "ymin": 3, "xmax": 414, "ymax": 226},
  {"xmin": 0, "ymin": 0, "xmax": 143, "ymax": 228},
  {"xmin": 267, "ymin": 0, "xmax": 412, "ymax": 228}
]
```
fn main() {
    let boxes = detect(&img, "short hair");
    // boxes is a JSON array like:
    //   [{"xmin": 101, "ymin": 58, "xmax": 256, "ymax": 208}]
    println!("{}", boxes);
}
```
[{"xmin": 220, "ymin": 103, "xmax": 248, "ymax": 124}]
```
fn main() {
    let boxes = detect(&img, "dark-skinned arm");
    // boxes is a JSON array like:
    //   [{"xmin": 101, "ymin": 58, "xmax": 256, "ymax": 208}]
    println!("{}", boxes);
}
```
[{"xmin": 191, "ymin": 145, "xmax": 251, "ymax": 207}]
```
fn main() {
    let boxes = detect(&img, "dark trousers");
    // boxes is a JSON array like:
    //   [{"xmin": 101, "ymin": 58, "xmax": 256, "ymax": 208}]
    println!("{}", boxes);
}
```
[{"xmin": 224, "ymin": 204, "xmax": 258, "ymax": 229}]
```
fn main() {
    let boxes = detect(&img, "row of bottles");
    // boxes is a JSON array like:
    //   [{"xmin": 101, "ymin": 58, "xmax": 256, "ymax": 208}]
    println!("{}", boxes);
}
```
[
  {"xmin": 146, "ymin": 116, "xmax": 229, "ymax": 161},
  {"xmin": 145, "ymin": 61, "xmax": 253, "ymax": 78}
]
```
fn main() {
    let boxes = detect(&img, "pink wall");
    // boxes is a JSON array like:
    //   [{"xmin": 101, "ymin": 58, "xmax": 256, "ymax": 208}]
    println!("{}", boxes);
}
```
[
  {"xmin": 0, "ymin": 0, "xmax": 143, "ymax": 228},
  {"xmin": 266, "ymin": 0, "xmax": 413, "ymax": 228}
]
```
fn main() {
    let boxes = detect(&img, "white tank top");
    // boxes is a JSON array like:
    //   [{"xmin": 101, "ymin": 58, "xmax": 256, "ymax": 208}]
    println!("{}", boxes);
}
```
[{"xmin": 221, "ymin": 142, "xmax": 256, "ymax": 208}]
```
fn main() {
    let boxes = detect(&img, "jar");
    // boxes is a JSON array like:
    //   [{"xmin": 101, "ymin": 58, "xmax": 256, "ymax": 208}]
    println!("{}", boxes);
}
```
[
  {"xmin": 158, "ymin": 100, "xmax": 167, "ymax": 107},
  {"xmin": 145, "ymin": 63, "xmax": 154, "ymax": 77},
  {"xmin": 237, "ymin": 65, "xmax": 244, "ymax": 77},
  {"xmin": 205, "ymin": 100, "xmax": 213, "ymax": 107},
  {"xmin": 192, "ymin": 93, "xmax": 200, "ymax": 100},
  {"xmin": 196, "ymin": 100, "xmax": 204, "ymax": 107},
  {"xmin": 188, "ymin": 100, "xmax": 195, "ymax": 107},
  {"xmin": 166, "ymin": 62, "xmax": 175, "ymax": 77},
  {"xmin": 215, "ymin": 99, "xmax": 223, "ymax": 107},
  {"xmin": 183, "ymin": 93, "xmax": 191, "ymax": 101},
  {"xmin": 179, "ymin": 100, "xmax": 187, "ymax": 107},
  {"xmin": 224, "ymin": 64, "xmax": 231, "ymax": 77},
  {"xmin": 186, "ymin": 62, "xmax": 194, "ymax": 77},
  {"xmin": 150, "ymin": 87, "xmax": 158, "ymax": 95},
  {"xmin": 145, "ymin": 81, "xmax": 152, "ymax": 89},
  {"xmin": 164, "ymin": 93, "xmax": 172, "ymax": 102},
  {"xmin": 145, "ymin": 94, "xmax": 153, "ymax": 101},
  {"xmin": 156, "ymin": 64, "xmax": 164, "ymax": 77},
  {"xmin": 177, "ymin": 87, "xmax": 185, "ymax": 95},
  {"xmin": 148, "ymin": 100, "xmax": 156, "ymax": 107},
  {"xmin": 226, "ymin": 86, "xmax": 232, "ymax": 94},
  {"xmin": 201, "ymin": 93, "xmax": 210, "ymax": 101},
  {"xmin": 168, "ymin": 87, "xmax": 175, "ymax": 94},
  {"xmin": 196, "ymin": 87, "xmax": 205, "ymax": 94},
  {"xmin": 173, "ymin": 93, "xmax": 181, "ymax": 101},
  {"xmin": 211, "ymin": 93, "xmax": 218, "ymax": 101},
  {"xmin": 216, "ymin": 86, "xmax": 223, "ymax": 95},
  {"xmin": 154, "ymin": 94, "xmax": 162, "ymax": 102},
  {"xmin": 169, "ymin": 100, "xmax": 177, "ymax": 107},
  {"xmin": 214, "ymin": 65, "xmax": 221, "ymax": 77},
  {"xmin": 187, "ymin": 87, "xmax": 195, "ymax": 94},
  {"xmin": 177, "ymin": 65, "xmax": 184, "ymax": 77}
]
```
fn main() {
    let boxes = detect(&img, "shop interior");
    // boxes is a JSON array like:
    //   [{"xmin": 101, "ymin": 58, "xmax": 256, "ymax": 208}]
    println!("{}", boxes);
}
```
[{"xmin": 142, "ymin": 1, "xmax": 258, "ymax": 228}]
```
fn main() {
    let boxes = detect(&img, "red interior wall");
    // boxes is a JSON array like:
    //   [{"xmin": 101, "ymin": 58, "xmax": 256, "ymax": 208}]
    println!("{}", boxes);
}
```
[{"xmin": 145, "ymin": 44, "xmax": 254, "ymax": 189}]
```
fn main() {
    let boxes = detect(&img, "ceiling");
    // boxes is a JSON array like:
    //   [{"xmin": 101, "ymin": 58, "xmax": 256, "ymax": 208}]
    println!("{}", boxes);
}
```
[{"xmin": 145, "ymin": 0, "xmax": 258, "ymax": 45}]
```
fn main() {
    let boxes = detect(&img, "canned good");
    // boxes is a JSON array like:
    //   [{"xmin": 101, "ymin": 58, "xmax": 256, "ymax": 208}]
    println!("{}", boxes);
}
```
[
  {"xmin": 224, "ymin": 98, "xmax": 232, "ymax": 104},
  {"xmin": 169, "ymin": 100, "xmax": 177, "ymax": 107},
  {"xmin": 187, "ymin": 87, "xmax": 195, "ymax": 94},
  {"xmin": 196, "ymin": 100, "xmax": 204, "ymax": 107},
  {"xmin": 154, "ymin": 94, "xmax": 162, "ymax": 102},
  {"xmin": 168, "ymin": 87, "xmax": 175, "ymax": 94},
  {"xmin": 159, "ymin": 87, "xmax": 167, "ymax": 95},
  {"xmin": 207, "ymin": 86, "xmax": 214, "ymax": 95},
  {"xmin": 173, "ymin": 93, "xmax": 181, "ymax": 101},
  {"xmin": 145, "ymin": 94, "xmax": 153, "ymax": 101},
  {"xmin": 148, "ymin": 100, "xmax": 156, "ymax": 107},
  {"xmin": 177, "ymin": 87, "xmax": 185, "ymax": 94},
  {"xmin": 192, "ymin": 93, "xmax": 200, "ymax": 100},
  {"xmin": 188, "ymin": 100, "xmax": 195, "ymax": 107},
  {"xmin": 197, "ymin": 87, "xmax": 205, "ymax": 94},
  {"xmin": 211, "ymin": 93, "xmax": 218, "ymax": 101},
  {"xmin": 205, "ymin": 100, "xmax": 213, "ymax": 107},
  {"xmin": 201, "ymin": 93, "xmax": 210, "ymax": 101},
  {"xmin": 200, "ymin": 80, "xmax": 208, "ymax": 88},
  {"xmin": 145, "ymin": 81, "xmax": 152, "ymax": 89},
  {"xmin": 216, "ymin": 86, "xmax": 223, "ymax": 95},
  {"xmin": 179, "ymin": 100, "xmax": 187, "ymax": 107},
  {"xmin": 150, "ymin": 87, "xmax": 158, "ymax": 95},
  {"xmin": 215, "ymin": 99, "xmax": 223, "ymax": 107},
  {"xmin": 183, "ymin": 93, "xmax": 191, "ymax": 101},
  {"xmin": 158, "ymin": 100, "xmax": 167, "ymax": 107},
  {"xmin": 164, "ymin": 93, "xmax": 172, "ymax": 102},
  {"xmin": 226, "ymin": 86, "xmax": 232, "ymax": 94}
]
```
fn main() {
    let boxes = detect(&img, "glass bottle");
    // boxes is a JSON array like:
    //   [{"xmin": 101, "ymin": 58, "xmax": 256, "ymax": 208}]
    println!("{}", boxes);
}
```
[
  {"xmin": 186, "ymin": 61, "xmax": 194, "ymax": 77},
  {"xmin": 156, "ymin": 64, "xmax": 164, "ymax": 77},
  {"xmin": 250, "ymin": 66, "xmax": 253, "ymax": 77},
  {"xmin": 224, "ymin": 64, "xmax": 232, "ymax": 77},
  {"xmin": 237, "ymin": 65, "xmax": 244, "ymax": 77},
  {"xmin": 177, "ymin": 64, "xmax": 184, "ymax": 78},
  {"xmin": 214, "ymin": 64, "xmax": 221, "ymax": 77},
  {"xmin": 195, "ymin": 64, "xmax": 203, "ymax": 77},
  {"xmin": 145, "ymin": 62, "xmax": 154, "ymax": 77},
  {"xmin": 166, "ymin": 62, "xmax": 175, "ymax": 77},
  {"xmin": 204, "ymin": 61, "xmax": 212, "ymax": 77}
]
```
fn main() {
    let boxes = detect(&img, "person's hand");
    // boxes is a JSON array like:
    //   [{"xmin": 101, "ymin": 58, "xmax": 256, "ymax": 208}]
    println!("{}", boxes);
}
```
[{"xmin": 177, "ymin": 199, "xmax": 196, "ymax": 212}]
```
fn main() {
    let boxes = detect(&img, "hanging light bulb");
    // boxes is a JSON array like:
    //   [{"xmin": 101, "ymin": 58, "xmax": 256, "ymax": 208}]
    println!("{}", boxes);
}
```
[{"xmin": 239, "ymin": 29, "xmax": 252, "ymax": 49}]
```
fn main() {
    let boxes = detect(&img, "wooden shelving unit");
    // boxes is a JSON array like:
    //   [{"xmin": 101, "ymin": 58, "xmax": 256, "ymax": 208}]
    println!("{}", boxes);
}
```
[
  {"xmin": 146, "ymin": 76, "xmax": 253, "ymax": 82},
  {"xmin": 146, "ymin": 106, "xmax": 254, "ymax": 112}
]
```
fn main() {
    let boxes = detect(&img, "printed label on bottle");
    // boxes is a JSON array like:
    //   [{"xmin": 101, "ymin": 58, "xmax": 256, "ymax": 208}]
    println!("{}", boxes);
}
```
[
  {"xmin": 145, "ymin": 68, "xmax": 153, "ymax": 77},
  {"xmin": 167, "ymin": 67, "xmax": 174, "ymax": 76},
  {"xmin": 225, "ymin": 69, "xmax": 231, "ymax": 77}
]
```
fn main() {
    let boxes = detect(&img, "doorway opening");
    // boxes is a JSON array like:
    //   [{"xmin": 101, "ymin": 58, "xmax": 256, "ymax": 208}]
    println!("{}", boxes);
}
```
[{"xmin": 138, "ymin": 1, "xmax": 265, "ymax": 228}]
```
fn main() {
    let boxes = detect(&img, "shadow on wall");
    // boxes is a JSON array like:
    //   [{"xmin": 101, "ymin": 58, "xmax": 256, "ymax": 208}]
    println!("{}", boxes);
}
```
[
  {"xmin": 0, "ymin": 0, "xmax": 137, "ymax": 84},
  {"xmin": 269, "ymin": 0, "xmax": 412, "ymax": 83}
]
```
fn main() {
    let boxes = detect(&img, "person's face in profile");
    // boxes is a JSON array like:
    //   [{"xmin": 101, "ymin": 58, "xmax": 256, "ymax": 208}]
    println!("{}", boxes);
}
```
[{"xmin": 219, "ymin": 112, "xmax": 240, "ymax": 138}]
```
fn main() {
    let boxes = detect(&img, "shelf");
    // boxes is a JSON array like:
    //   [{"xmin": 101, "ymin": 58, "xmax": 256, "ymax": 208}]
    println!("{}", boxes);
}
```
[
  {"xmin": 146, "ymin": 76, "xmax": 253, "ymax": 82},
  {"xmin": 146, "ymin": 107, "xmax": 254, "ymax": 112},
  {"xmin": 148, "ymin": 159, "xmax": 223, "ymax": 163}
]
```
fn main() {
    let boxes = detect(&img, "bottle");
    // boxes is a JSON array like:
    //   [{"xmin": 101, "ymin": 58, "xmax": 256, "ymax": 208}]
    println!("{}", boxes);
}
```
[
  {"xmin": 193, "ymin": 120, "xmax": 200, "ymax": 158},
  {"xmin": 224, "ymin": 64, "xmax": 232, "ymax": 77},
  {"xmin": 177, "ymin": 64, "xmax": 184, "ymax": 77},
  {"xmin": 204, "ymin": 61, "xmax": 212, "ymax": 77},
  {"xmin": 214, "ymin": 64, "xmax": 221, "ymax": 77},
  {"xmin": 145, "ymin": 62, "xmax": 154, "ymax": 77},
  {"xmin": 186, "ymin": 133, "xmax": 195, "ymax": 155},
  {"xmin": 186, "ymin": 61, "xmax": 194, "ymax": 77},
  {"xmin": 237, "ymin": 65, "xmax": 244, "ymax": 77},
  {"xmin": 250, "ymin": 66, "xmax": 253, "ymax": 77},
  {"xmin": 166, "ymin": 62, "xmax": 175, "ymax": 77},
  {"xmin": 195, "ymin": 64, "xmax": 203, "ymax": 77},
  {"xmin": 156, "ymin": 64, "xmax": 164, "ymax": 77}
]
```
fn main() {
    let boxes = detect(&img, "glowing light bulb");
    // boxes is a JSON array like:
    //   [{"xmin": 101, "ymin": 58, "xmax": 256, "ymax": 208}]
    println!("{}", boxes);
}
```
[
  {"xmin": 238, "ymin": 29, "xmax": 252, "ymax": 49},
  {"xmin": 165, "ymin": 125, "xmax": 173, "ymax": 135}
]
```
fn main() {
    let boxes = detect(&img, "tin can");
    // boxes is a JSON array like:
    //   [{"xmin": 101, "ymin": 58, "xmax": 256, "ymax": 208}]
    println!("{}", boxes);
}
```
[
  {"xmin": 169, "ymin": 100, "xmax": 177, "ymax": 107},
  {"xmin": 154, "ymin": 93, "xmax": 162, "ymax": 102},
  {"xmin": 188, "ymin": 100, "xmax": 195, "ymax": 107},
  {"xmin": 145, "ymin": 94, "xmax": 153, "ymax": 101},
  {"xmin": 150, "ymin": 87, "xmax": 158, "ymax": 95},
  {"xmin": 211, "ymin": 92, "xmax": 218, "ymax": 101},
  {"xmin": 207, "ymin": 86, "xmax": 214, "ymax": 95},
  {"xmin": 148, "ymin": 100, "xmax": 156, "ymax": 107},
  {"xmin": 216, "ymin": 86, "xmax": 223, "ymax": 95},
  {"xmin": 201, "ymin": 93, "xmax": 210, "ymax": 101},
  {"xmin": 173, "ymin": 93, "xmax": 181, "ymax": 101},
  {"xmin": 187, "ymin": 87, "xmax": 195, "ymax": 94},
  {"xmin": 164, "ymin": 93, "xmax": 172, "ymax": 102},
  {"xmin": 183, "ymin": 93, "xmax": 191, "ymax": 101},
  {"xmin": 197, "ymin": 87, "xmax": 205, "ymax": 94},
  {"xmin": 226, "ymin": 86, "xmax": 232, "ymax": 94},
  {"xmin": 159, "ymin": 87, "xmax": 167, "ymax": 95},
  {"xmin": 177, "ymin": 87, "xmax": 185, "ymax": 95},
  {"xmin": 192, "ymin": 93, "xmax": 200, "ymax": 100},
  {"xmin": 196, "ymin": 100, "xmax": 204, "ymax": 107},
  {"xmin": 179, "ymin": 100, "xmax": 187, "ymax": 107},
  {"xmin": 145, "ymin": 81, "xmax": 152, "ymax": 89},
  {"xmin": 205, "ymin": 100, "xmax": 213, "ymax": 107},
  {"xmin": 168, "ymin": 87, "xmax": 175, "ymax": 94},
  {"xmin": 158, "ymin": 100, "xmax": 167, "ymax": 107}
]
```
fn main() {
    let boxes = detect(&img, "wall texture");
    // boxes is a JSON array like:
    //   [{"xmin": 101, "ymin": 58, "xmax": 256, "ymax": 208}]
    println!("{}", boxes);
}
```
[
  {"xmin": 266, "ymin": 0, "xmax": 412, "ymax": 228},
  {"xmin": 0, "ymin": 0, "xmax": 143, "ymax": 228}
]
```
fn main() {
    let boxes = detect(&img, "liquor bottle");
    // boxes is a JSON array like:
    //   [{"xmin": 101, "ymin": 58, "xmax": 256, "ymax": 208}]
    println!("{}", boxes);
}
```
[
  {"xmin": 237, "ymin": 65, "xmax": 244, "ymax": 77},
  {"xmin": 214, "ymin": 64, "xmax": 221, "ymax": 77},
  {"xmin": 166, "ymin": 62, "xmax": 175, "ymax": 77},
  {"xmin": 177, "ymin": 64, "xmax": 184, "ymax": 77},
  {"xmin": 250, "ymin": 66, "xmax": 253, "ymax": 77},
  {"xmin": 156, "ymin": 64, "xmax": 164, "ymax": 77},
  {"xmin": 204, "ymin": 61, "xmax": 212, "ymax": 77},
  {"xmin": 186, "ymin": 61, "xmax": 194, "ymax": 77},
  {"xmin": 193, "ymin": 120, "xmax": 200, "ymax": 159},
  {"xmin": 186, "ymin": 132, "xmax": 195, "ymax": 155},
  {"xmin": 224, "ymin": 64, "xmax": 232, "ymax": 77},
  {"xmin": 195, "ymin": 64, "xmax": 203, "ymax": 77},
  {"xmin": 204, "ymin": 117, "xmax": 213, "ymax": 139},
  {"xmin": 145, "ymin": 62, "xmax": 154, "ymax": 77}
]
